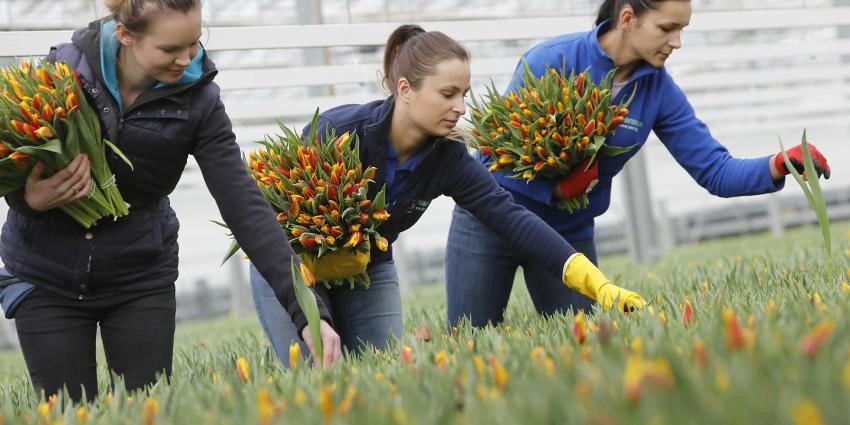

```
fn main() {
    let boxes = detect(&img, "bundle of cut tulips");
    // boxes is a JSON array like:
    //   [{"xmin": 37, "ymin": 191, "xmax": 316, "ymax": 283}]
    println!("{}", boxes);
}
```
[
  {"xmin": 0, "ymin": 60, "xmax": 131, "ymax": 228},
  {"xmin": 468, "ymin": 62, "xmax": 634, "ymax": 211},
  {"xmin": 220, "ymin": 112, "xmax": 390, "ymax": 288}
]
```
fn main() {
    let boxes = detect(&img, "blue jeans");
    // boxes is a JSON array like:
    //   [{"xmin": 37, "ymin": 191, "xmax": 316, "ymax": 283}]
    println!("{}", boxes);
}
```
[
  {"xmin": 250, "ymin": 260, "xmax": 403, "ymax": 367},
  {"xmin": 445, "ymin": 206, "xmax": 596, "ymax": 327}
]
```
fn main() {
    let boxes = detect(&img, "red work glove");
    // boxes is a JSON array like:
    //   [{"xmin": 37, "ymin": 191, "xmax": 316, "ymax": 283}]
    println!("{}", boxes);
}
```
[
  {"xmin": 556, "ymin": 158, "xmax": 599, "ymax": 200},
  {"xmin": 774, "ymin": 143, "xmax": 831, "ymax": 180}
]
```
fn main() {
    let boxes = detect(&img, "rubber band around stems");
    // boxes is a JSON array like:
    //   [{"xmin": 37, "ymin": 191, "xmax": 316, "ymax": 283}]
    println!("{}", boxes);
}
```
[{"xmin": 99, "ymin": 174, "xmax": 116, "ymax": 190}]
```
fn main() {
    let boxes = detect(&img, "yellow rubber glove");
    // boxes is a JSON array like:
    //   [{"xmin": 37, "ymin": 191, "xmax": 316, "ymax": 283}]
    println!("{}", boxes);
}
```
[
  {"xmin": 562, "ymin": 254, "xmax": 645, "ymax": 312},
  {"xmin": 298, "ymin": 246, "xmax": 370, "ymax": 282}
]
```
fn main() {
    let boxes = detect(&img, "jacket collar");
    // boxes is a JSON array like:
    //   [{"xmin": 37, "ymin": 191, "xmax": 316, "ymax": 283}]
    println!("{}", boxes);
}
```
[
  {"xmin": 586, "ymin": 20, "xmax": 660, "ymax": 85},
  {"xmin": 359, "ymin": 96, "xmax": 442, "ymax": 204}
]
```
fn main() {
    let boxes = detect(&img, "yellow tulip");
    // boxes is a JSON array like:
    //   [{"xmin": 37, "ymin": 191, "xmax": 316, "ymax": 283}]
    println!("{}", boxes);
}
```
[
  {"xmin": 236, "ymin": 357, "xmax": 251, "ymax": 382},
  {"xmin": 289, "ymin": 342, "xmax": 301, "ymax": 370}
]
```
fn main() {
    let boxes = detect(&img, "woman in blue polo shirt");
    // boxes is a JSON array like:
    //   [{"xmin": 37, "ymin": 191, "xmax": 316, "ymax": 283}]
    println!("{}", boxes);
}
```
[
  {"xmin": 250, "ymin": 24, "xmax": 646, "ymax": 366},
  {"xmin": 445, "ymin": 0, "xmax": 832, "ymax": 327}
]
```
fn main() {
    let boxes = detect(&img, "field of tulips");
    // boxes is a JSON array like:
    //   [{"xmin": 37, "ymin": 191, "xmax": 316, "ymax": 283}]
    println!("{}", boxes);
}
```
[{"xmin": 1, "ymin": 221, "xmax": 849, "ymax": 425}]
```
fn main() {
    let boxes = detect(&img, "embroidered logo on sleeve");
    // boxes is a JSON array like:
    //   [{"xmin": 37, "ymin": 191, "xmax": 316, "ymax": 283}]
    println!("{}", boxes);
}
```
[{"xmin": 406, "ymin": 199, "xmax": 431, "ymax": 213}]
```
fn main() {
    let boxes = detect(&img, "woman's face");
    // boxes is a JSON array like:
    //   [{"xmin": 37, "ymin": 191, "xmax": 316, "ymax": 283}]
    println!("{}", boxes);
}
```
[
  {"xmin": 399, "ymin": 58, "xmax": 471, "ymax": 140},
  {"xmin": 118, "ymin": 6, "xmax": 203, "ymax": 83},
  {"xmin": 626, "ymin": 1, "xmax": 691, "ymax": 68}
]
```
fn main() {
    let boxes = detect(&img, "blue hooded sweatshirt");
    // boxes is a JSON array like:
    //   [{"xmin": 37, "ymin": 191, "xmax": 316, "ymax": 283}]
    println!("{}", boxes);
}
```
[{"xmin": 486, "ymin": 20, "xmax": 784, "ymax": 242}]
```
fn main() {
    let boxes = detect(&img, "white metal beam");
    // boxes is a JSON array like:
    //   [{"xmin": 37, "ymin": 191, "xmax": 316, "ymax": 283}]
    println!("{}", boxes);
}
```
[{"xmin": 3, "ymin": 7, "xmax": 850, "ymax": 56}]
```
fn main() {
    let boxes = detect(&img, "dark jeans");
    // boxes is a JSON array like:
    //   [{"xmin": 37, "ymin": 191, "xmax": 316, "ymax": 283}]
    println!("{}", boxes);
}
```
[
  {"xmin": 14, "ymin": 284, "xmax": 176, "ymax": 402},
  {"xmin": 445, "ymin": 206, "xmax": 596, "ymax": 327}
]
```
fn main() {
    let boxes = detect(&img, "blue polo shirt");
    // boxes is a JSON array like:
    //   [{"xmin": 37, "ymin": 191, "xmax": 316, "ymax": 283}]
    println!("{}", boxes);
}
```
[{"xmin": 384, "ymin": 138, "xmax": 430, "ymax": 206}]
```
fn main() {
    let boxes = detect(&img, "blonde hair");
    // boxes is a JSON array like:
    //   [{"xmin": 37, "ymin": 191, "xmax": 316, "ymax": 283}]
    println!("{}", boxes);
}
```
[{"xmin": 105, "ymin": 0, "xmax": 200, "ymax": 35}]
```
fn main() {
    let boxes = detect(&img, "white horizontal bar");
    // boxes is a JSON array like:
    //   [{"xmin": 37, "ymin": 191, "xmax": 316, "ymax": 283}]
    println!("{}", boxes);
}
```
[{"xmin": 3, "ymin": 7, "xmax": 850, "ymax": 56}]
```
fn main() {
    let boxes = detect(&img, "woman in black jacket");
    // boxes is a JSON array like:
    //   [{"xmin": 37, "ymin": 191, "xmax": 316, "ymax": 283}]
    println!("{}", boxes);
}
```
[{"xmin": 0, "ymin": 0, "xmax": 340, "ymax": 402}]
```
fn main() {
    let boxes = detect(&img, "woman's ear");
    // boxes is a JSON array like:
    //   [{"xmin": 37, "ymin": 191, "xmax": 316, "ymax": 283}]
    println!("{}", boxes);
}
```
[
  {"xmin": 115, "ymin": 22, "xmax": 135, "ymax": 46},
  {"xmin": 620, "ymin": 5, "xmax": 636, "ymax": 32},
  {"xmin": 396, "ymin": 77, "xmax": 412, "ymax": 103}
]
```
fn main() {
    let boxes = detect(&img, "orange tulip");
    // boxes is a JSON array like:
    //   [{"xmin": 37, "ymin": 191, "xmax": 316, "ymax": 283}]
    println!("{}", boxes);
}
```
[
  {"xmin": 489, "ymin": 356, "xmax": 510, "ymax": 390},
  {"xmin": 573, "ymin": 311, "xmax": 587, "ymax": 344},
  {"xmin": 682, "ymin": 300, "xmax": 694, "ymax": 327},
  {"xmin": 800, "ymin": 322, "xmax": 834, "ymax": 358},
  {"xmin": 609, "ymin": 116, "xmax": 624, "ymax": 131},
  {"xmin": 373, "ymin": 210, "xmax": 390, "ymax": 221},
  {"xmin": 376, "ymin": 236, "xmax": 389, "ymax": 251},
  {"xmin": 722, "ymin": 309, "xmax": 745, "ymax": 350},
  {"xmin": 236, "ymin": 357, "xmax": 251, "ymax": 382},
  {"xmin": 9, "ymin": 78, "xmax": 24, "ymax": 100},
  {"xmin": 65, "ymin": 91, "xmax": 78, "ymax": 110},
  {"xmin": 300, "ymin": 235, "xmax": 317, "ymax": 249},
  {"xmin": 344, "ymin": 232, "xmax": 362, "ymax": 248},
  {"xmin": 37, "ymin": 68, "xmax": 53, "ymax": 87},
  {"xmin": 34, "ymin": 126, "xmax": 53, "ymax": 139},
  {"xmin": 299, "ymin": 262, "xmax": 316, "ymax": 287},
  {"xmin": 41, "ymin": 103, "xmax": 54, "ymax": 122},
  {"xmin": 10, "ymin": 119, "xmax": 27, "ymax": 134},
  {"xmin": 400, "ymin": 346, "xmax": 415, "ymax": 364},
  {"xmin": 583, "ymin": 120, "xmax": 596, "ymax": 136}
]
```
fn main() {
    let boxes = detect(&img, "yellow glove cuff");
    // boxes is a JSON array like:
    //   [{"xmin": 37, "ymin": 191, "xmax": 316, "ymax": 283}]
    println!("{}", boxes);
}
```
[{"xmin": 562, "ymin": 253, "xmax": 609, "ymax": 301}]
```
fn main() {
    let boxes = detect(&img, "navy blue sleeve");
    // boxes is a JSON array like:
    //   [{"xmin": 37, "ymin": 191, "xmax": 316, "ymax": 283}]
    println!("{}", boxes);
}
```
[
  {"xmin": 444, "ymin": 143, "xmax": 576, "ymax": 277},
  {"xmin": 655, "ymin": 74, "xmax": 784, "ymax": 197},
  {"xmin": 192, "ymin": 84, "xmax": 332, "ymax": 332}
]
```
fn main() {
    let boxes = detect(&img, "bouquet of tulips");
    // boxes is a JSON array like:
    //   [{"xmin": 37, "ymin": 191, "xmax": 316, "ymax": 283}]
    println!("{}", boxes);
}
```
[
  {"xmin": 0, "ymin": 60, "xmax": 132, "ymax": 227},
  {"xmin": 220, "ymin": 111, "xmax": 391, "ymax": 288},
  {"xmin": 468, "ymin": 61, "xmax": 635, "ymax": 211}
]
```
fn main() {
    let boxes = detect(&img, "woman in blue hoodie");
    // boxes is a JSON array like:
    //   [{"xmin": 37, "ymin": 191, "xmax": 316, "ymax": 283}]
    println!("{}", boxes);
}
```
[
  {"xmin": 0, "ymin": 0, "xmax": 340, "ymax": 402},
  {"xmin": 251, "ymin": 24, "xmax": 645, "ymax": 367},
  {"xmin": 445, "ymin": 0, "xmax": 832, "ymax": 327}
]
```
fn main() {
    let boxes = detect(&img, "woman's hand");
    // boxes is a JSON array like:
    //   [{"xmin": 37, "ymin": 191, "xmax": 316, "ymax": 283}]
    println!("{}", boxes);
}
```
[
  {"xmin": 563, "ymin": 253, "xmax": 645, "ymax": 312},
  {"xmin": 301, "ymin": 319, "xmax": 342, "ymax": 367},
  {"xmin": 24, "ymin": 153, "xmax": 92, "ymax": 212},
  {"xmin": 770, "ymin": 143, "xmax": 830, "ymax": 182}
]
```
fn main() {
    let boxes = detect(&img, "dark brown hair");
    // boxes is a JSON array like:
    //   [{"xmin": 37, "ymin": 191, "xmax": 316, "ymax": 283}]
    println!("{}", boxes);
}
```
[
  {"xmin": 106, "ymin": 0, "xmax": 200, "ymax": 35},
  {"xmin": 596, "ymin": 0, "xmax": 689, "ymax": 26},
  {"xmin": 382, "ymin": 24, "xmax": 470, "ymax": 95}
]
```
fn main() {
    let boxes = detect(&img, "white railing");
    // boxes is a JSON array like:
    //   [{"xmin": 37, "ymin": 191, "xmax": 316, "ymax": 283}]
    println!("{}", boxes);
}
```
[
  {"xmin": 5, "ymin": 8, "xmax": 850, "ymax": 56},
  {"xmin": 3, "ymin": 8, "xmax": 849, "ymax": 132}
]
